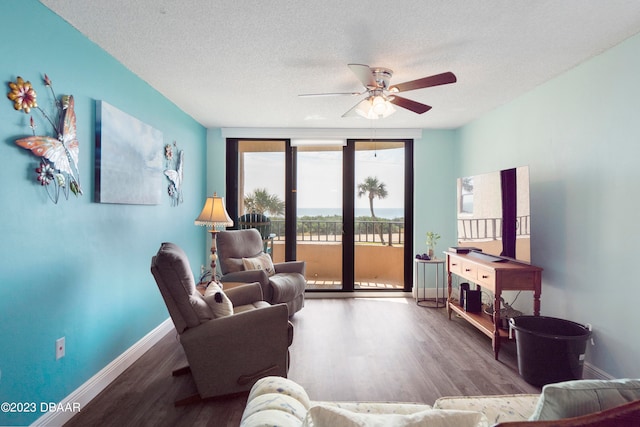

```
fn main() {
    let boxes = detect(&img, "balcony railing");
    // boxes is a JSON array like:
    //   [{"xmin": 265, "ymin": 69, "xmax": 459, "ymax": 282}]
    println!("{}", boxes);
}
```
[
  {"xmin": 269, "ymin": 219, "xmax": 405, "ymax": 245},
  {"xmin": 457, "ymin": 215, "xmax": 531, "ymax": 240}
]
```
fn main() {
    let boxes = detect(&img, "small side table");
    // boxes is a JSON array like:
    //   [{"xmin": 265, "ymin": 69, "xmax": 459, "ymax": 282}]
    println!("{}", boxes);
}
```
[{"xmin": 414, "ymin": 258, "xmax": 446, "ymax": 308}]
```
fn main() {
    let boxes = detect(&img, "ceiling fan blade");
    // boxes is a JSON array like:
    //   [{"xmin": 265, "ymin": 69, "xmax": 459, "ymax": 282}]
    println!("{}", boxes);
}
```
[
  {"xmin": 341, "ymin": 99, "xmax": 369, "ymax": 118},
  {"xmin": 299, "ymin": 91, "xmax": 363, "ymax": 97},
  {"xmin": 390, "ymin": 71, "xmax": 457, "ymax": 93},
  {"xmin": 348, "ymin": 64, "xmax": 377, "ymax": 89},
  {"xmin": 389, "ymin": 96, "xmax": 432, "ymax": 114}
]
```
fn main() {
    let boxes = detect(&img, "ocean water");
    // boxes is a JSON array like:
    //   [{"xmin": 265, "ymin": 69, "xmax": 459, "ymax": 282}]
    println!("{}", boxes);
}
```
[{"xmin": 297, "ymin": 207, "xmax": 404, "ymax": 219}]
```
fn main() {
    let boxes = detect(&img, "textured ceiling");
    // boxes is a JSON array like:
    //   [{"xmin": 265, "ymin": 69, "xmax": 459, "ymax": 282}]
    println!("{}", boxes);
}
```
[{"xmin": 41, "ymin": 0, "xmax": 640, "ymax": 129}]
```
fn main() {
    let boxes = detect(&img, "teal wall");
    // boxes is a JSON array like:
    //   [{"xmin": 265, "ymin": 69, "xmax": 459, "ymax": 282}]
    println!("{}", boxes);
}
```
[
  {"xmin": 0, "ymin": 1, "xmax": 208, "ymax": 425},
  {"xmin": 457, "ymin": 32, "xmax": 640, "ymax": 378}
]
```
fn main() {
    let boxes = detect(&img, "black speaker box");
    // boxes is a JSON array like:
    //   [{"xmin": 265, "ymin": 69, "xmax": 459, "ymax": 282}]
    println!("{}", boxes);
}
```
[
  {"xmin": 463, "ymin": 289, "xmax": 482, "ymax": 313},
  {"xmin": 459, "ymin": 282, "xmax": 470, "ymax": 307}
]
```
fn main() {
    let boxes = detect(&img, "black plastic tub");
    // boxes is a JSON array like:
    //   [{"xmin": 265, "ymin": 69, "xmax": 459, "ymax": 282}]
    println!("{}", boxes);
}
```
[{"xmin": 509, "ymin": 316, "xmax": 591, "ymax": 387}]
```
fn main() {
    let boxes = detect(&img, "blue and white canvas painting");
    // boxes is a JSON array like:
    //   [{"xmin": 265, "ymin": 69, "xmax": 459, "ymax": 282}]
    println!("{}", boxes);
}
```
[{"xmin": 95, "ymin": 101, "xmax": 163, "ymax": 204}]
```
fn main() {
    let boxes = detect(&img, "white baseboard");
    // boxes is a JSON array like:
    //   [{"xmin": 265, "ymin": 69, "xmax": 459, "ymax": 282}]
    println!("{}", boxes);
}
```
[
  {"xmin": 306, "ymin": 291, "xmax": 413, "ymax": 299},
  {"xmin": 413, "ymin": 287, "xmax": 447, "ymax": 300},
  {"xmin": 583, "ymin": 362, "xmax": 614, "ymax": 380},
  {"xmin": 32, "ymin": 318, "xmax": 174, "ymax": 427}
]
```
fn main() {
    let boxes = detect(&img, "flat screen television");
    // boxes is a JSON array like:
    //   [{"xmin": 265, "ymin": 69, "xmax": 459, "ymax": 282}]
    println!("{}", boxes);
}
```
[{"xmin": 456, "ymin": 166, "xmax": 531, "ymax": 263}]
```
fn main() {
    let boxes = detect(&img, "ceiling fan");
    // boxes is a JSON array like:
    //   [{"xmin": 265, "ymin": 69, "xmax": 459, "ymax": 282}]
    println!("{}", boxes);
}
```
[{"xmin": 299, "ymin": 64, "xmax": 457, "ymax": 119}]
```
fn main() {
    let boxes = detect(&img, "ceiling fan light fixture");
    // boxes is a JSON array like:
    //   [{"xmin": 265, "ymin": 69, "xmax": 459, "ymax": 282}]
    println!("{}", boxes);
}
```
[
  {"xmin": 355, "ymin": 95, "xmax": 395, "ymax": 120},
  {"xmin": 372, "ymin": 95, "xmax": 387, "ymax": 114}
]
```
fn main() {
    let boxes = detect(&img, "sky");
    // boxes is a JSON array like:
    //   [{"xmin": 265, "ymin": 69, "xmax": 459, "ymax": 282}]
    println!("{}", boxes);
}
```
[{"xmin": 243, "ymin": 145, "xmax": 405, "ymax": 211}]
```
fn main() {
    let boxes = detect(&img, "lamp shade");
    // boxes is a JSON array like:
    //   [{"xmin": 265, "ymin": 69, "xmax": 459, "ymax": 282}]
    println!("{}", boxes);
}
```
[{"xmin": 194, "ymin": 193, "xmax": 234, "ymax": 229}]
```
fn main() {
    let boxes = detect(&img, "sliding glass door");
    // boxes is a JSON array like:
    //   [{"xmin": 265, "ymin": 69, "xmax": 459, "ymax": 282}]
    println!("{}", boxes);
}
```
[
  {"xmin": 295, "ymin": 142, "xmax": 344, "ymax": 290},
  {"xmin": 354, "ymin": 141, "xmax": 407, "ymax": 290},
  {"xmin": 227, "ymin": 138, "xmax": 413, "ymax": 292}
]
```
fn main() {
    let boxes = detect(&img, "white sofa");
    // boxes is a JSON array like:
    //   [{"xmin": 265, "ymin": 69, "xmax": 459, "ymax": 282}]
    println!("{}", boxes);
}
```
[{"xmin": 239, "ymin": 376, "xmax": 640, "ymax": 426}]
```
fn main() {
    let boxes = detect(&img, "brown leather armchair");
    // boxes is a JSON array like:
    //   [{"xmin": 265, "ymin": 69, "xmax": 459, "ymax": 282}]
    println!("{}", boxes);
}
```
[
  {"xmin": 150, "ymin": 242, "xmax": 292, "ymax": 405},
  {"xmin": 217, "ymin": 229, "xmax": 306, "ymax": 316}
]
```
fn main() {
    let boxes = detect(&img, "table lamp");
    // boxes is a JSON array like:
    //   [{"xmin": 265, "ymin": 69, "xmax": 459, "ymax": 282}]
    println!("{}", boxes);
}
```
[{"xmin": 194, "ymin": 193, "xmax": 233, "ymax": 273}]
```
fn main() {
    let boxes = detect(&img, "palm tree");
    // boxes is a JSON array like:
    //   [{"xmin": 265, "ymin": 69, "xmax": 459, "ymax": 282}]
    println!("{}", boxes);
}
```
[
  {"xmin": 357, "ymin": 176, "xmax": 388, "ymax": 244},
  {"xmin": 244, "ymin": 188, "xmax": 285, "ymax": 216}
]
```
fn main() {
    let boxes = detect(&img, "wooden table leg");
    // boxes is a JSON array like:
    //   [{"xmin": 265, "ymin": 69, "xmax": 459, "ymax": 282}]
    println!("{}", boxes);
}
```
[
  {"xmin": 493, "ymin": 291, "xmax": 501, "ymax": 360},
  {"xmin": 447, "ymin": 270, "xmax": 453, "ymax": 319},
  {"xmin": 533, "ymin": 271, "xmax": 542, "ymax": 316}
]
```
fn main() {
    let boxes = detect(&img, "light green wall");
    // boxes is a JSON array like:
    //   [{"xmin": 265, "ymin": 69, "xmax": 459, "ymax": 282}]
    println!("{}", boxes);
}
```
[
  {"xmin": 413, "ymin": 130, "xmax": 458, "ymax": 256},
  {"xmin": 0, "ymin": 1, "xmax": 208, "ymax": 425},
  {"xmin": 206, "ymin": 128, "xmax": 226, "ymax": 197},
  {"xmin": 457, "ymin": 31, "xmax": 640, "ymax": 378}
]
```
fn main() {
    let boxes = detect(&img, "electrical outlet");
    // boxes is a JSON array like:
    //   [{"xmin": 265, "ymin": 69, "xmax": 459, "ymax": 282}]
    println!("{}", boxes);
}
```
[{"xmin": 56, "ymin": 337, "xmax": 65, "ymax": 360}]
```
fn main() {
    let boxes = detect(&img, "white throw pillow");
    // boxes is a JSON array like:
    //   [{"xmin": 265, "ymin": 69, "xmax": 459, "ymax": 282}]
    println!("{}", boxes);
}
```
[
  {"xmin": 529, "ymin": 378, "xmax": 640, "ymax": 421},
  {"xmin": 242, "ymin": 252, "xmax": 275, "ymax": 276},
  {"xmin": 203, "ymin": 281, "xmax": 233, "ymax": 318},
  {"xmin": 301, "ymin": 405, "xmax": 488, "ymax": 427}
]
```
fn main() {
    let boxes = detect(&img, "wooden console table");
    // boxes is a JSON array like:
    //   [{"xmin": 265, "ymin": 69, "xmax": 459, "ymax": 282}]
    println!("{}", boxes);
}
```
[{"xmin": 445, "ymin": 251, "xmax": 543, "ymax": 360}]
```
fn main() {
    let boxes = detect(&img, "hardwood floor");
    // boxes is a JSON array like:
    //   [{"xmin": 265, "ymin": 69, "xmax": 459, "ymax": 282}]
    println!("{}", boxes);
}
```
[{"xmin": 64, "ymin": 298, "xmax": 539, "ymax": 427}]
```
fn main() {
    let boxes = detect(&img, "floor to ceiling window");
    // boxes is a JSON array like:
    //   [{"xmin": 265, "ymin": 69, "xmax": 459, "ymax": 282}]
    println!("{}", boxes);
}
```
[{"xmin": 226, "ymin": 138, "xmax": 413, "ymax": 292}]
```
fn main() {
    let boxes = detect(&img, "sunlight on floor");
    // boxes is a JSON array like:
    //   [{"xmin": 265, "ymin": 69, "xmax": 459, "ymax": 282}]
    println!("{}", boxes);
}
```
[
  {"xmin": 306, "ymin": 280, "xmax": 404, "ymax": 290},
  {"xmin": 356, "ymin": 297, "xmax": 410, "ymax": 304}
]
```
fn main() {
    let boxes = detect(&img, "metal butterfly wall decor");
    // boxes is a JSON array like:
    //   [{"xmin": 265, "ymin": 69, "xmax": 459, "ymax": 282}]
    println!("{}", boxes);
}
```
[
  {"xmin": 164, "ymin": 141, "xmax": 183, "ymax": 206},
  {"xmin": 7, "ymin": 74, "xmax": 82, "ymax": 203}
]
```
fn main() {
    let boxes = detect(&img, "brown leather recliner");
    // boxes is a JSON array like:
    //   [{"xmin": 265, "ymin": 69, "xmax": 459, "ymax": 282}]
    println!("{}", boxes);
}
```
[
  {"xmin": 217, "ymin": 229, "xmax": 306, "ymax": 316},
  {"xmin": 150, "ymin": 242, "xmax": 292, "ymax": 405}
]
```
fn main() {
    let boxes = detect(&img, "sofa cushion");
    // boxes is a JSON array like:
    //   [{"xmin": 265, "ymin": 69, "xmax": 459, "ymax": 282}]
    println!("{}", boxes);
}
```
[
  {"xmin": 243, "ymin": 252, "xmax": 275, "ymax": 276},
  {"xmin": 242, "ymin": 393, "xmax": 308, "ymax": 424},
  {"xmin": 202, "ymin": 282, "xmax": 233, "ymax": 318},
  {"xmin": 241, "ymin": 409, "xmax": 301, "ymax": 427},
  {"xmin": 247, "ymin": 376, "xmax": 312, "ymax": 410},
  {"xmin": 233, "ymin": 301, "xmax": 271, "ymax": 314},
  {"xmin": 221, "ymin": 256, "xmax": 246, "ymax": 274},
  {"xmin": 270, "ymin": 273, "xmax": 306, "ymax": 302},
  {"xmin": 313, "ymin": 401, "xmax": 431, "ymax": 415},
  {"xmin": 529, "ymin": 378, "xmax": 640, "ymax": 421},
  {"xmin": 433, "ymin": 394, "xmax": 539, "ymax": 424},
  {"xmin": 301, "ymin": 405, "xmax": 488, "ymax": 427}
]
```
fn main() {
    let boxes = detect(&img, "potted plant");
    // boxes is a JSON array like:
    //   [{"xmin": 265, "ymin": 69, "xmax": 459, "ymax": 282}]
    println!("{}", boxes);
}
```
[{"xmin": 426, "ymin": 231, "xmax": 441, "ymax": 259}]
